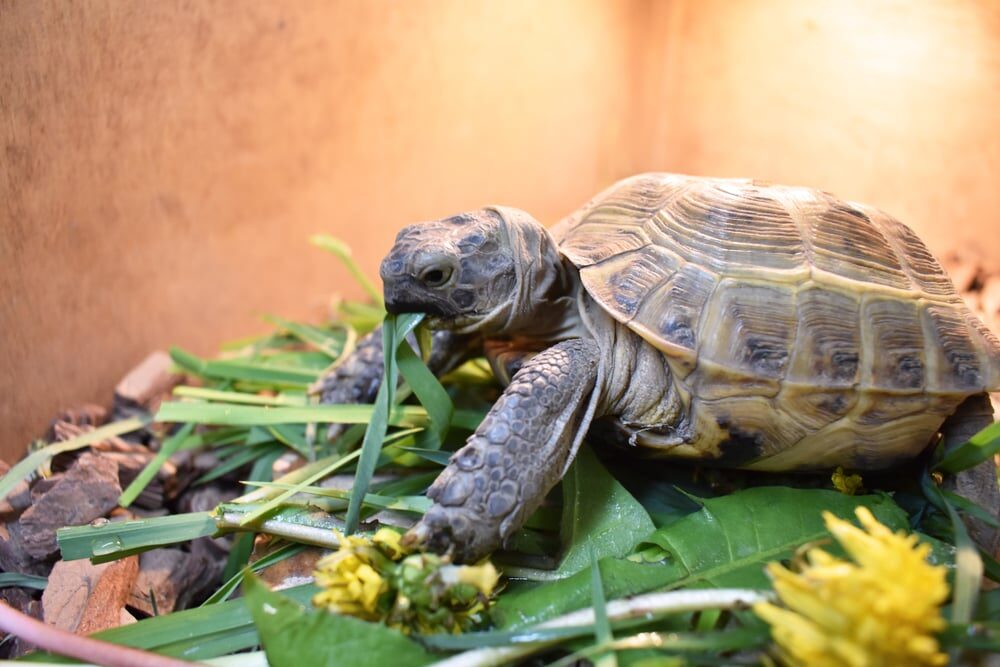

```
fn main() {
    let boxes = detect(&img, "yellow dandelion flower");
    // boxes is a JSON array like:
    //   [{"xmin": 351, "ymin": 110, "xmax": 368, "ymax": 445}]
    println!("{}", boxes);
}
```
[
  {"xmin": 454, "ymin": 560, "xmax": 500, "ymax": 596},
  {"xmin": 312, "ymin": 528, "xmax": 501, "ymax": 633},
  {"xmin": 372, "ymin": 527, "xmax": 409, "ymax": 559},
  {"xmin": 312, "ymin": 531, "xmax": 390, "ymax": 619},
  {"xmin": 831, "ymin": 467, "xmax": 864, "ymax": 495},
  {"xmin": 754, "ymin": 507, "xmax": 948, "ymax": 667}
]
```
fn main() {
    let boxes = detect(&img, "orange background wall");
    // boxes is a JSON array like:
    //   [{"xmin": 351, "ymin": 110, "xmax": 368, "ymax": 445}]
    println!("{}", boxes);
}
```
[{"xmin": 2, "ymin": 0, "xmax": 999, "ymax": 459}]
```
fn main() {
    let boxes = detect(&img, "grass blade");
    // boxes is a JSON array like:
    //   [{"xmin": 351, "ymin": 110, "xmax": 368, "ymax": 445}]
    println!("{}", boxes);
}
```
[
  {"xmin": 0, "ymin": 573, "xmax": 47, "ymax": 590},
  {"xmin": 922, "ymin": 472, "xmax": 981, "ymax": 624},
  {"xmin": 172, "ymin": 386, "xmax": 308, "ymax": 406},
  {"xmin": 242, "ymin": 481, "xmax": 432, "ymax": 514},
  {"xmin": 310, "ymin": 234, "xmax": 385, "ymax": 308},
  {"xmin": 170, "ymin": 347, "xmax": 319, "ymax": 387},
  {"xmin": 395, "ymin": 332, "xmax": 453, "ymax": 449},
  {"xmin": 934, "ymin": 423, "xmax": 1000, "ymax": 474},
  {"xmin": 57, "ymin": 512, "xmax": 217, "ymax": 562},
  {"xmin": 203, "ymin": 542, "xmax": 307, "ymax": 606},
  {"xmin": 0, "ymin": 417, "xmax": 149, "ymax": 501},
  {"xmin": 589, "ymin": 545, "xmax": 615, "ymax": 667},
  {"xmin": 236, "ymin": 450, "xmax": 361, "ymax": 525},
  {"xmin": 156, "ymin": 401, "xmax": 483, "ymax": 428},
  {"xmin": 344, "ymin": 314, "xmax": 412, "ymax": 532},
  {"xmin": 264, "ymin": 315, "xmax": 346, "ymax": 360},
  {"xmin": 119, "ymin": 423, "xmax": 196, "ymax": 507}
]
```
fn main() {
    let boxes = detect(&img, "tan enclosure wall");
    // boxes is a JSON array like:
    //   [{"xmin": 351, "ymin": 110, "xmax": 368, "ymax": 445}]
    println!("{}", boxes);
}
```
[{"xmin": 2, "ymin": 0, "xmax": 999, "ymax": 458}]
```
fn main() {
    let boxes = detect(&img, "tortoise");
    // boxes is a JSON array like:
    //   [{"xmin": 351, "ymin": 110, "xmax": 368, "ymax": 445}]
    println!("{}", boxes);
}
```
[{"xmin": 320, "ymin": 173, "xmax": 1000, "ymax": 563}]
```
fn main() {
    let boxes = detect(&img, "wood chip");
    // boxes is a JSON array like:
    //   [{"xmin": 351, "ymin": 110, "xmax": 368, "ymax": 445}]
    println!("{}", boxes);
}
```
[
  {"xmin": 42, "ymin": 556, "xmax": 139, "ymax": 635},
  {"xmin": 261, "ymin": 548, "xmax": 325, "ymax": 590},
  {"xmin": 128, "ymin": 548, "xmax": 208, "ymax": 616},
  {"xmin": 114, "ymin": 351, "xmax": 183, "ymax": 412},
  {"xmin": 18, "ymin": 454, "xmax": 122, "ymax": 560}
]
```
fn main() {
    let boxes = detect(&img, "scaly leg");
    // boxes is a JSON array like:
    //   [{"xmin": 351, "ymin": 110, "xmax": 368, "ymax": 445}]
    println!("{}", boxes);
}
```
[
  {"xmin": 940, "ymin": 393, "xmax": 1000, "ymax": 555},
  {"xmin": 405, "ymin": 339, "xmax": 601, "ymax": 562},
  {"xmin": 317, "ymin": 328, "xmax": 479, "ymax": 440}
]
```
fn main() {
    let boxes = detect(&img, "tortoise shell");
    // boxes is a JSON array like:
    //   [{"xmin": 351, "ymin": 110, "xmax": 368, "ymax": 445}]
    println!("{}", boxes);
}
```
[{"xmin": 553, "ymin": 173, "xmax": 1000, "ymax": 469}]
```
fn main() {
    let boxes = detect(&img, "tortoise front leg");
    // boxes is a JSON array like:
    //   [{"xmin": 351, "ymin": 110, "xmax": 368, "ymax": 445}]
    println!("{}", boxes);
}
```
[
  {"xmin": 317, "ymin": 327, "xmax": 479, "ymax": 440},
  {"xmin": 405, "ymin": 339, "xmax": 601, "ymax": 563}
]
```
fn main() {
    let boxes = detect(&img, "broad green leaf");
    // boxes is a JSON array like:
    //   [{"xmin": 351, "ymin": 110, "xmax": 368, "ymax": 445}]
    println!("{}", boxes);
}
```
[
  {"xmin": 491, "ymin": 488, "xmax": 911, "ymax": 628},
  {"xmin": 547, "ymin": 446, "xmax": 655, "ymax": 579},
  {"xmin": 243, "ymin": 573, "xmax": 433, "ymax": 667}
]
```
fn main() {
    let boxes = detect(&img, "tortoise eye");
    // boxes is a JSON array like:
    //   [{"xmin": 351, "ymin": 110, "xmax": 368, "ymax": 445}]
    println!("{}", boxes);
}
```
[{"xmin": 418, "ymin": 265, "xmax": 453, "ymax": 288}]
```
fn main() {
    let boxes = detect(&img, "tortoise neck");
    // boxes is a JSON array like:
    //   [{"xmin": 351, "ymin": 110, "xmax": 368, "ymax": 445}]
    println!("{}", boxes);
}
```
[{"xmin": 492, "ymin": 208, "xmax": 579, "ymax": 339}]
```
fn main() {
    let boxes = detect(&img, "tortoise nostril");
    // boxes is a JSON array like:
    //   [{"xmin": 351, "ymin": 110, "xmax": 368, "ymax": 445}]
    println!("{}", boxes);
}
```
[{"xmin": 418, "ymin": 264, "xmax": 453, "ymax": 288}]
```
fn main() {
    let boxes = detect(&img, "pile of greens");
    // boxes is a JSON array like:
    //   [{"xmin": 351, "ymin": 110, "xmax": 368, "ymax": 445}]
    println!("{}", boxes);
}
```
[{"xmin": 3, "ymin": 237, "xmax": 1000, "ymax": 666}]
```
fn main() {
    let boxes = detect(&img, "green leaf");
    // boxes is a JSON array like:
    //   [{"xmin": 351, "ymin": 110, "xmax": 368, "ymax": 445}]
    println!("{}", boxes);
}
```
[
  {"xmin": 556, "ymin": 446, "xmax": 656, "ymax": 579},
  {"xmin": 934, "ymin": 422, "xmax": 1000, "ymax": 474},
  {"xmin": 57, "ymin": 512, "xmax": 217, "ymax": 562},
  {"xmin": 243, "ymin": 573, "xmax": 433, "ymax": 667},
  {"xmin": 491, "ymin": 488, "xmax": 911, "ymax": 628},
  {"xmin": 0, "ymin": 417, "xmax": 149, "ymax": 502}
]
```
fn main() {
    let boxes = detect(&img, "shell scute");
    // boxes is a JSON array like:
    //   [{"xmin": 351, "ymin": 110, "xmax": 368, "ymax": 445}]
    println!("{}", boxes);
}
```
[{"xmin": 557, "ymin": 173, "xmax": 1000, "ymax": 399}]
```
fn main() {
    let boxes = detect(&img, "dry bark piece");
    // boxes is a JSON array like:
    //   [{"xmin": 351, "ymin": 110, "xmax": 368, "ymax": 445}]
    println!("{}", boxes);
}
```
[
  {"xmin": 128, "ymin": 548, "xmax": 208, "ymax": 616},
  {"xmin": 114, "ymin": 351, "xmax": 183, "ymax": 412},
  {"xmin": 0, "ymin": 522, "xmax": 52, "ymax": 577},
  {"xmin": 18, "ymin": 453, "xmax": 122, "ymax": 560},
  {"xmin": 42, "ymin": 556, "xmax": 139, "ymax": 635},
  {"xmin": 258, "ymin": 546, "xmax": 325, "ymax": 590}
]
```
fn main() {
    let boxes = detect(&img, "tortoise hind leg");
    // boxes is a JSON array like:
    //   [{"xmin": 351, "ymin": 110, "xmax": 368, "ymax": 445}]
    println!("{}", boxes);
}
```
[{"xmin": 940, "ymin": 393, "xmax": 1000, "ymax": 556}]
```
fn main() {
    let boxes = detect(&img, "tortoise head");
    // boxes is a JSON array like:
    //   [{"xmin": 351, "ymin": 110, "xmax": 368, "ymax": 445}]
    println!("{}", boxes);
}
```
[{"xmin": 380, "ymin": 207, "xmax": 569, "ymax": 334}]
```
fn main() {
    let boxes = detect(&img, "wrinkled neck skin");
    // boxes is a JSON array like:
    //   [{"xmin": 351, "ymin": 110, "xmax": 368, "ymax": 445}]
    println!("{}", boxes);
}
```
[{"xmin": 456, "ymin": 206, "xmax": 583, "ymax": 341}]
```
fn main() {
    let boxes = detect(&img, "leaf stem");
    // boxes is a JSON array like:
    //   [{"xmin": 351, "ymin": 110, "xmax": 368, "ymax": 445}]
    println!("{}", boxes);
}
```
[{"xmin": 427, "ymin": 589, "xmax": 772, "ymax": 667}]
